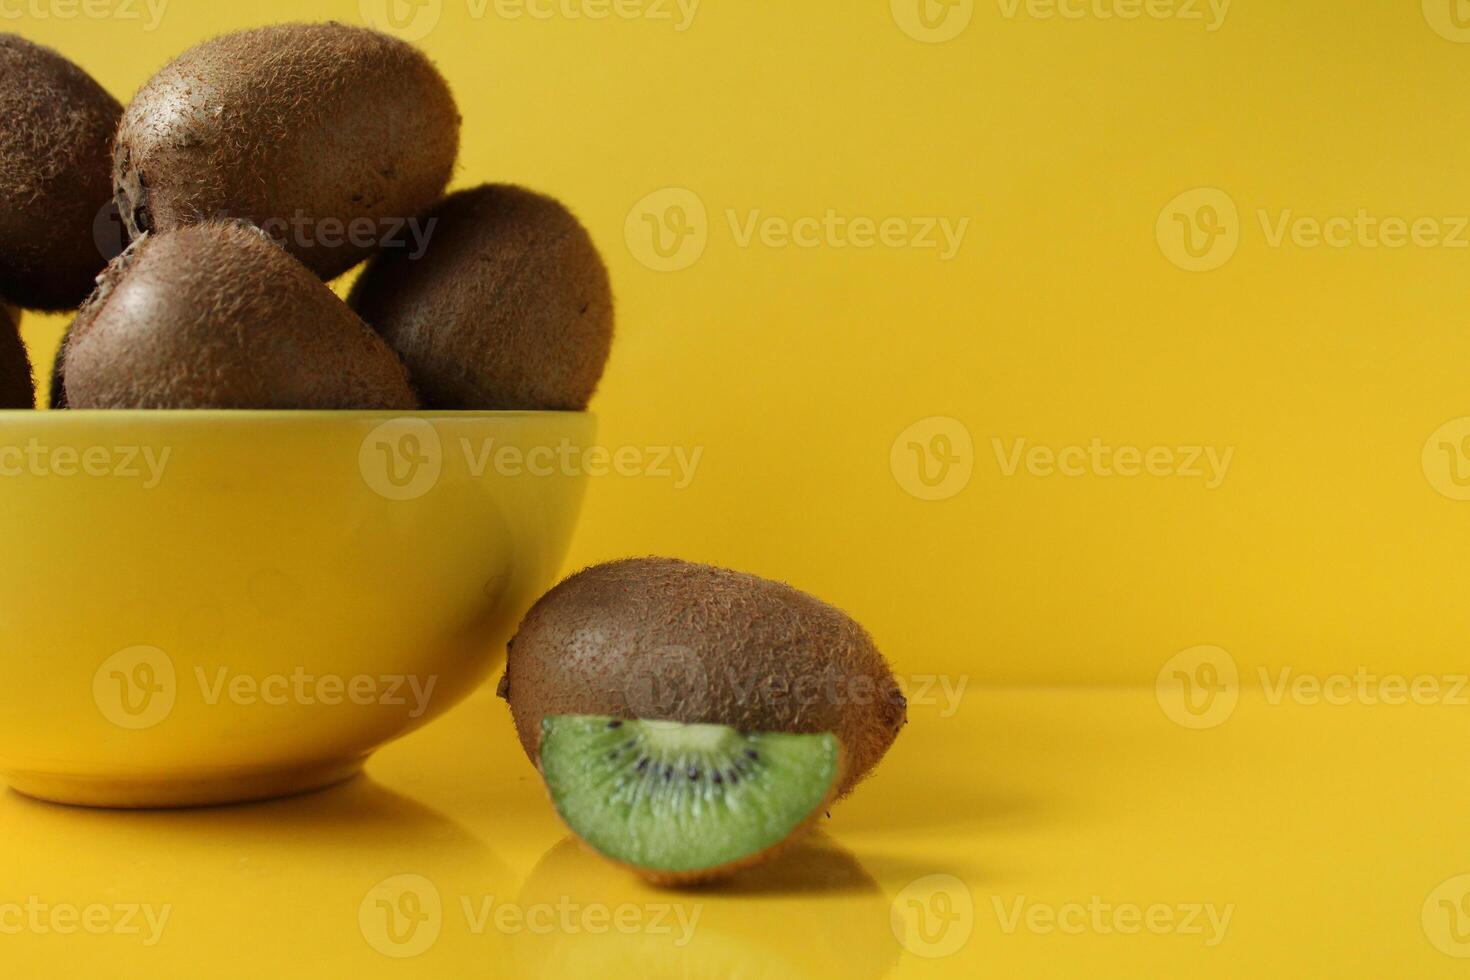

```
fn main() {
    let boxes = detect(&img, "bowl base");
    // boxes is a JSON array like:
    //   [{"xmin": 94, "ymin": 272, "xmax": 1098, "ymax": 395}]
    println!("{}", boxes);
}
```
[{"xmin": 2, "ymin": 757, "xmax": 367, "ymax": 809}]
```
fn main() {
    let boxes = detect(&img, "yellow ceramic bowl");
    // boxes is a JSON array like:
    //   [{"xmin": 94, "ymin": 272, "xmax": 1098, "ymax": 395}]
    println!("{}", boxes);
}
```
[{"xmin": 0, "ymin": 410, "xmax": 594, "ymax": 808}]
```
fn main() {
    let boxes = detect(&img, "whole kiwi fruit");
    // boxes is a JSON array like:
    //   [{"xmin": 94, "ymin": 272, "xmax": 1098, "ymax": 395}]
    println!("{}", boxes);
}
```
[
  {"xmin": 0, "ymin": 304, "xmax": 35, "ymax": 409},
  {"xmin": 114, "ymin": 22, "xmax": 459, "ymax": 281},
  {"xmin": 0, "ymin": 35, "xmax": 122, "ymax": 310},
  {"xmin": 349, "ymin": 184, "xmax": 613, "ymax": 410},
  {"xmin": 49, "ymin": 322, "xmax": 70, "ymax": 409},
  {"xmin": 63, "ymin": 222, "xmax": 419, "ymax": 410},
  {"xmin": 500, "ymin": 558, "xmax": 906, "ymax": 798}
]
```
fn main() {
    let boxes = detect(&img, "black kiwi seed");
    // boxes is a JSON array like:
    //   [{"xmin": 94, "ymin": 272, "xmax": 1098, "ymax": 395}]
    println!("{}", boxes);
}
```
[
  {"xmin": 113, "ymin": 23, "xmax": 460, "ymax": 281},
  {"xmin": 63, "ymin": 222, "xmax": 418, "ymax": 410},
  {"xmin": 0, "ymin": 35, "xmax": 122, "ymax": 311},
  {"xmin": 349, "ymin": 184, "xmax": 614, "ymax": 411},
  {"xmin": 538, "ymin": 715, "xmax": 847, "ymax": 885}
]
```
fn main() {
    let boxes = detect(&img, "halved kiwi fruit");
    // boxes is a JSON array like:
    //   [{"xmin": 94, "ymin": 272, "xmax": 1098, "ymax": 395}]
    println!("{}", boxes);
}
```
[
  {"xmin": 540, "ymin": 715, "xmax": 842, "ymax": 884},
  {"xmin": 503, "ymin": 558, "xmax": 906, "ymax": 800}
]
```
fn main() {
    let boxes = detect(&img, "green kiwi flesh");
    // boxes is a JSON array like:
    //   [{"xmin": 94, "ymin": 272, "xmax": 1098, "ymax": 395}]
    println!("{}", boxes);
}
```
[
  {"xmin": 349, "ymin": 184, "xmax": 613, "ymax": 410},
  {"xmin": 114, "ymin": 22, "xmax": 460, "ymax": 281},
  {"xmin": 0, "ymin": 304, "xmax": 34, "ymax": 409},
  {"xmin": 0, "ymin": 35, "xmax": 122, "ymax": 310},
  {"xmin": 63, "ymin": 222, "xmax": 418, "ymax": 410},
  {"xmin": 540, "ymin": 715, "xmax": 841, "ymax": 883},
  {"xmin": 503, "ymin": 558, "xmax": 906, "ymax": 799}
]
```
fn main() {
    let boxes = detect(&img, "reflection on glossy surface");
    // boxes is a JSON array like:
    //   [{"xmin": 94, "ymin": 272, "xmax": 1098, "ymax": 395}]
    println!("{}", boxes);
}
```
[
  {"xmin": 510, "ymin": 834, "xmax": 899, "ymax": 980},
  {"xmin": 0, "ymin": 774, "xmax": 518, "ymax": 976},
  {"xmin": 9, "ymin": 686, "xmax": 1470, "ymax": 976}
]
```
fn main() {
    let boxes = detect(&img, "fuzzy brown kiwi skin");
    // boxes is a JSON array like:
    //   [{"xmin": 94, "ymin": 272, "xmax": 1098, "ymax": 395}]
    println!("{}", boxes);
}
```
[
  {"xmin": 49, "ymin": 322, "xmax": 70, "ymax": 409},
  {"xmin": 63, "ymin": 222, "xmax": 419, "ymax": 410},
  {"xmin": 545, "ymin": 741, "xmax": 847, "ymax": 886},
  {"xmin": 114, "ymin": 22, "xmax": 460, "ymax": 281},
  {"xmin": 0, "ymin": 35, "xmax": 122, "ymax": 311},
  {"xmin": 0, "ymin": 304, "xmax": 35, "ymax": 409},
  {"xmin": 501, "ymin": 558, "xmax": 906, "ymax": 800},
  {"xmin": 349, "ymin": 184, "xmax": 614, "ymax": 411}
]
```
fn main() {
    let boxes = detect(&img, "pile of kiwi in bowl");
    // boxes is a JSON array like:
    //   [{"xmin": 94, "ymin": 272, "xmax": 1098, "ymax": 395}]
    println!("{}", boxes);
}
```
[{"xmin": 0, "ymin": 23, "xmax": 905, "ymax": 883}]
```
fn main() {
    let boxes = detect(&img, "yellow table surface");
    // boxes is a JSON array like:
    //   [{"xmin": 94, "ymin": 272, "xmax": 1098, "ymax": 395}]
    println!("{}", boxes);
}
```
[{"xmin": 4, "ymin": 682, "xmax": 1467, "ymax": 977}]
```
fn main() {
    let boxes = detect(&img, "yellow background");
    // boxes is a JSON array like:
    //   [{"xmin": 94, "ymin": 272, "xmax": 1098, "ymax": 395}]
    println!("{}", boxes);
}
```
[
  {"xmin": 20, "ymin": 0, "xmax": 1470, "ymax": 685},
  {"xmin": 12, "ymin": 2, "xmax": 1470, "ymax": 978}
]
